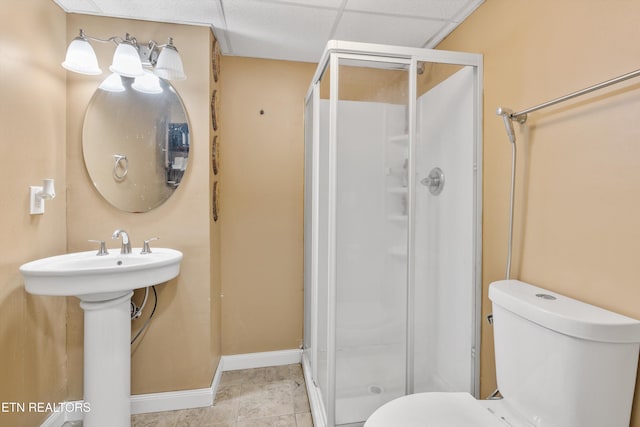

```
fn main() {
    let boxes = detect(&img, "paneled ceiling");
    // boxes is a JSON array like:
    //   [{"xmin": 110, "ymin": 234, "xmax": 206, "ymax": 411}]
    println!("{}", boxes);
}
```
[{"xmin": 53, "ymin": 0, "xmax": 484, "ymax": 63}]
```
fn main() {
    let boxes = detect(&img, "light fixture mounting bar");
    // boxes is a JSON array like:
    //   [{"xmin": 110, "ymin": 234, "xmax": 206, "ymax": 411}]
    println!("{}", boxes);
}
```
[{"xmin": 79, "ymin": 29, "xmax": 122, "ymax": 46}]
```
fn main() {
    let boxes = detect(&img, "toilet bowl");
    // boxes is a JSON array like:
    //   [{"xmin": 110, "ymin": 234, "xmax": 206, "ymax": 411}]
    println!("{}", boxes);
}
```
[
  {"xmin": 365, "ymin": 280, "xmax": 640, "ymax": 427},
  {"xmin": 365, "ymin": 392, "xmax": 530, "ymax": 427}
]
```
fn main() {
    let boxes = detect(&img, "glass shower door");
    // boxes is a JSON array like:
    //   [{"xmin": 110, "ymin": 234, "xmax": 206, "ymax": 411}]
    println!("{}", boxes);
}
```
[
  {"xmin": 412, "ymin": 61, "xmax": 480, "ymax": 395},
  {"xmin": 333, "ymin": 56, "xmax": 410, "ymax": 425}
]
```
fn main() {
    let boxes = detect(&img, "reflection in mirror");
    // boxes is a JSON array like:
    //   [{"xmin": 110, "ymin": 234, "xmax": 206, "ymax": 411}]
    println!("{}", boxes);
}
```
[{"xmin": 83, "ymin": 75, "xmax": 190, "ymax": 212}]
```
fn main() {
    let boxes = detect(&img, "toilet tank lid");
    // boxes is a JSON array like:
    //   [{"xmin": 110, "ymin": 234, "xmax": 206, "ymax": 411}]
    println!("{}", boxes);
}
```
[{"xmin": 489, "ymin": 280, "xmax": 640, "ymax": 343}]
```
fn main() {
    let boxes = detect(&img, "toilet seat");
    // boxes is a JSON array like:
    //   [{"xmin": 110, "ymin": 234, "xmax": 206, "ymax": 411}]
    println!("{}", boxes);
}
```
[{"xmin": 365, "ymin": 392, "xmax": 512, "ymax": 427}]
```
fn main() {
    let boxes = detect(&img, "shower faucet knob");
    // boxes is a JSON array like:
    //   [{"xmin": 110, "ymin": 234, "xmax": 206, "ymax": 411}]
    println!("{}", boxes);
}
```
[{"xmin": 420, "ymin": 167, "xmax": 445, "ymax": 196}]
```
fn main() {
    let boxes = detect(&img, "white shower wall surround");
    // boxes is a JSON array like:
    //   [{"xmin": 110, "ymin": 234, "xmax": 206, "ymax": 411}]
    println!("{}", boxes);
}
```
[
  {"xmin": 303, "ymin": 41, "xmax": 482, "ymax": 427},
  {"xmin": 414, "ymin": 67, "xmax": 476, "ymax": 394}
]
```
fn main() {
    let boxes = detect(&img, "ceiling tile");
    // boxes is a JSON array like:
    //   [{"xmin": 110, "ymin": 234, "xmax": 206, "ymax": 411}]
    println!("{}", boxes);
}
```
[
  {"xmin": 91, "ymin": 0, "xmax": 219, "ymax": 25},
  {"xmin": 333, "ymin": 11, "xmax": 444, "ymax": 48},
  {"xmin": 90, "ymin": 0, "xmax": 144, "ymax": 16},
  {"xmin": 223, "ymin": 0, "xmax": 338, "ymax": 62},
  {"xmin": 344, "ymin": 0, "xmax": 470, "ymax": 19},
  {"xmin": 264, "ymin": 0, "xmax": 344, "ymax": 8}
]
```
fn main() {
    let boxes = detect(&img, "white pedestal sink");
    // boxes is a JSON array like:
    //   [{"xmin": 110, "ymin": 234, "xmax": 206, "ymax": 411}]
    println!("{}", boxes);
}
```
[{"xmin": 20, "ymin": 248, "xmax": 183, "ymax": 427}]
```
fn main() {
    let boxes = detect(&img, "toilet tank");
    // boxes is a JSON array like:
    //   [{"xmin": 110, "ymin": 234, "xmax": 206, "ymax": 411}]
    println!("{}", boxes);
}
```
[{"xmin": 489, "ymin": 280, "xmax": 640, "ymax": 427}]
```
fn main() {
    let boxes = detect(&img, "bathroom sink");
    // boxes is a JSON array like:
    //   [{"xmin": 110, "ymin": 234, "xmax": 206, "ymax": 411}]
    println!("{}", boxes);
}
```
[
  {"xmin": 20, "ymin": 248, "xmax": 182, "ymax": 300},
  {"xmin": 20, "ymin": 245, "xmax": 183, "ymax": 426}
]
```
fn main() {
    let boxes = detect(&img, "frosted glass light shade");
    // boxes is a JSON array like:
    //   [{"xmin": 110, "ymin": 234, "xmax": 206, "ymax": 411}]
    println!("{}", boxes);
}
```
[
  {"xmin": 98, "ymin": 73, "xmax": 125, "ymax": 92},
  {"xmin": 62, "ymin": 37, "xmax": 102, "ymax": 75},
  {"xmin": 154, "ymin": 45, "xmax": 186, "ymax": 81},
  {"xmin": 132, "ymin": 72, "xmax": 163, "ymax": 94},
  {"xmin": 109, "ymin": 42, "xmax": 144, "ymax": 78}
]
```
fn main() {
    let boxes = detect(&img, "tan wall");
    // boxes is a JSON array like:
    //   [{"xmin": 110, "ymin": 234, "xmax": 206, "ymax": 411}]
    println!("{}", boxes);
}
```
[
  {"xmin": 65, "ymin": 15, "xmax": 219, "ymax": 397},
  {"xmin": 0, "ymin": 1, "xmax": 68, "ymax": 425},
  {"xmin": 219, "ymin": 57, "xmax": 315, "ymax": 355},
  {"xmin": 438, "ymin": 0, "xmax": 640, "ymax": 422},
  {"xmin": 12, "ymin": 1, "xmax": 640, "ymax": 423}
]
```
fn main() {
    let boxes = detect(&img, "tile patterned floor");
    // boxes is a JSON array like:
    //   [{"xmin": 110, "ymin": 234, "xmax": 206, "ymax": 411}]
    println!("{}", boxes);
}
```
[{"xmin": 62, "ymin": 364, "xmax": 313, "ymax": 427}]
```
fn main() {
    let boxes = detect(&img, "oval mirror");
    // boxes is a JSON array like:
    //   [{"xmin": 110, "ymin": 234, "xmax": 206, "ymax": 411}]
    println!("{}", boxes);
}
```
[{"xmin": 83, "ymin": 75, "xmax": 190, "ymax": 212}]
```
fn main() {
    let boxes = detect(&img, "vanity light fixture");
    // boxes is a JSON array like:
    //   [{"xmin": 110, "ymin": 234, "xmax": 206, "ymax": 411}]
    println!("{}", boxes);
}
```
[
  {"xmin": 153, "ymin": 38, "xmax": 185, "ymax": 81},
  {"xmin": 109, "ymin": 37, "xmax": 145, "ymax": 77},
  {"xmin": 62, "ymin": 29, "xmax": 186, "ymax": 81}
]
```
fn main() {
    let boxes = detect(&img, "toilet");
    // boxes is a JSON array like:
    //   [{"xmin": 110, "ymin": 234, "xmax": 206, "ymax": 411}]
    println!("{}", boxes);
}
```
[{"xmin": 366, "ymin": 280, "xmax": 640, "ymax": 427}]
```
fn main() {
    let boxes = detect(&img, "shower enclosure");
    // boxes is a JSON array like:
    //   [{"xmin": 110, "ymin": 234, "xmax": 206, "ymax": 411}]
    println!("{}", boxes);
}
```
[{"xmin": 303, "ymin": 41, "xmax": 483, "ymax": 427}]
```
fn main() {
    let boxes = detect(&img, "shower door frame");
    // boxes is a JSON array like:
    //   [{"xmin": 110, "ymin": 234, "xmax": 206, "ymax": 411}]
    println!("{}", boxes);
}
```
[{"xmin": 303, "ymin": 40, "xmax": 483, "ymax": 427}]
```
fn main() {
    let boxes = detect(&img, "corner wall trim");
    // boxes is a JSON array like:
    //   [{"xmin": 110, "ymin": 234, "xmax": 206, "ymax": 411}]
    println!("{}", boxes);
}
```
[
  {"xmin": 211, "ymin": 356, "xmax": 224, "ymax": 399},
  {"xmin": 220, "ymin": 349, "xmax": 302, "ymax": 371}
]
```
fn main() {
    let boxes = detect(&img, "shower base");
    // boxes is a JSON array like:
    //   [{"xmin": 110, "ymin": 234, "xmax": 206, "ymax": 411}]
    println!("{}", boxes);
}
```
[{"xmin": 335, "ymin": 342, "xmax": 404, "ymax": 425}]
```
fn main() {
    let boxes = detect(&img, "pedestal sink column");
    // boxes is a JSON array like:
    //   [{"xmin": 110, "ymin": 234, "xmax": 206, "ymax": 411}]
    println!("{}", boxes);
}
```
[{"xmin": 79, "ymin": 291, "xmax": 133, "ymax": 427}]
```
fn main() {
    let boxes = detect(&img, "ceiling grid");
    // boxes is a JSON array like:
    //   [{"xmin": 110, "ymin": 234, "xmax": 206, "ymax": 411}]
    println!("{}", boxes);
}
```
[{"xmin": 54, "ymin": 0, "xmax": 484, "ymax": 63}]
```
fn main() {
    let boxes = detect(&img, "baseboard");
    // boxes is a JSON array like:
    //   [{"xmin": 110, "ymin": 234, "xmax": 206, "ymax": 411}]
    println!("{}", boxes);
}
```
[
  {"xmin": 131, "ymin": 387, "xmax": 213, "ymax": 415},
  {"xmin": 40, "ymin": 386, "xmax": 214, "ymax": 426},
  {"xmin": 220, "ymin": 348, "xmax": 302, "ymax": 371},
  {"xmin": 40, "ymin": 349, "xmax": 301, "ymax": 426}
]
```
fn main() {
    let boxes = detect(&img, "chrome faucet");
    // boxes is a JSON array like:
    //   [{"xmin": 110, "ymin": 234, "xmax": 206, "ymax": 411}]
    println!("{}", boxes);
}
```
[{"xmin": 112, "ymin": 229, "xmax": 131, "ymax": 254}]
